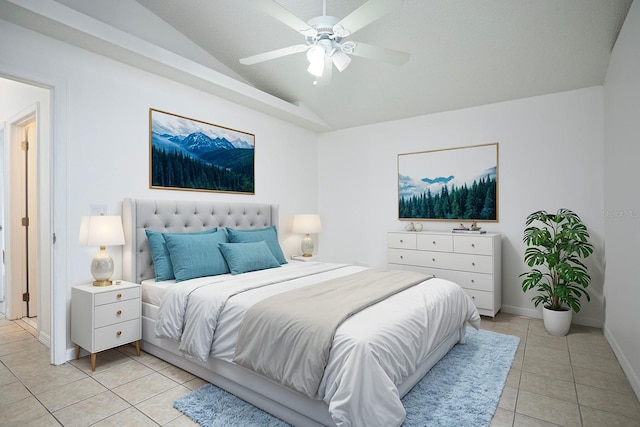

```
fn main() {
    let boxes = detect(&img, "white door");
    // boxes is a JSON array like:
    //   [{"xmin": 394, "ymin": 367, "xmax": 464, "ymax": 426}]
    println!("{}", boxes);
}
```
[{"xmin": 8, "ymin": 114, "xmax": 38, "ymax": 319}]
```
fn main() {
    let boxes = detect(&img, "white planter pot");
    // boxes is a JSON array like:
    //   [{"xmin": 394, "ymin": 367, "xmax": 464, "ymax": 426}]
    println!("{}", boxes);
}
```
[{"xmin": 543, "ymin": 305, "xmax": 572, "ymax": 336}]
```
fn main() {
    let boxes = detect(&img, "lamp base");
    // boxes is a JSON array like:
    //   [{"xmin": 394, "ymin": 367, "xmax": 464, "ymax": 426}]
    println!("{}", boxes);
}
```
[
  {"xmin": 93, "ymin": 279, "xmax": 113, "ymax": 287},
  {"xmin": 300, "ymin": 234, "xmax": 314, "ymax": 257}
]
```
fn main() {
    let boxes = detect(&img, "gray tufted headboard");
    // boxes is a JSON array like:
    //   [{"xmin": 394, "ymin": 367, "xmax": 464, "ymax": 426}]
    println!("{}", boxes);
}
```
[{"xmin": 122, "ymin": 198, "xmax": 279, "ymax": 283}]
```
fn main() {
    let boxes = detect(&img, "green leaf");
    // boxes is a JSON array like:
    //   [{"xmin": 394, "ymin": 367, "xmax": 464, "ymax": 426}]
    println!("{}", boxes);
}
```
[{"xmin": 520, "ymin": 208, "xmax": 593, "ymax": 314}]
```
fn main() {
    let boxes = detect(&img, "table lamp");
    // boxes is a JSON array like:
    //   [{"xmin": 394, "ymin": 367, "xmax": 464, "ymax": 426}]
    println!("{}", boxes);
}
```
[
  {"xmin": 292, "ymin": 214, "xmax": 322, "ymax": 257},
  {"xmin": 79, "ymin": 214, "xmax": 125, "ymax": 286}
]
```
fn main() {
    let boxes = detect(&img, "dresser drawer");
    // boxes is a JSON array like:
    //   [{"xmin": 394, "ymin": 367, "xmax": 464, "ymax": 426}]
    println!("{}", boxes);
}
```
[
  {"xmin": 94, "ymin": 287, "xmax": 140, "ymax": 306},
  {"xmin": 388, "ymin": 248, "xmax": 425, "ymax": 266},
  {"xmin": 94, "ymin": 319, "xmax": 141, "ymax": 352},
  {"xmin": 443, "ymin": 270, "xmax": 494, "ymax": 292},
  {"xmin": 449, "ymin": 253, "xmax": 493, "ymax": 274},
  {"xmin": 453, "ymin": 235, "xmax": 494, "ymax": 255},
  {"xmin": 463, "ymin": 289, "xmax": 494, "ymax": 311},
  {"xmin": 417, "ymin": 234, "xmax": 453, "ymax": 252},
  {"xmin": 387, "ymin": 233, "xmax": 417, "ymax": 249},
  {"xmin": 94, "ymin": 298, "xmax": 141, "ymax": 328}
]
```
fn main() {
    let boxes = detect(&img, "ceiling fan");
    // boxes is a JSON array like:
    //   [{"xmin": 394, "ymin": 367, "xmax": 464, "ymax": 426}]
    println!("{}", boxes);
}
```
[{"xmin": 240, "ymin": 0, "xmax": 410, "ymax": 78}]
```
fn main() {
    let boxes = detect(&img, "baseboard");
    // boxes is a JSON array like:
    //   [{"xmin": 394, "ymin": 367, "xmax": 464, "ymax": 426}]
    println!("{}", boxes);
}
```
[
  {"xmin": 500, "ymin": 305, "xmax": 603, "ymax": 329},
  {"xmin": 603, "ymin": 324, "xmax": 640, "ymax": 401},
  {"xmin": 38, "ymin": 331, "xmax": 50, "ymax": 348}
]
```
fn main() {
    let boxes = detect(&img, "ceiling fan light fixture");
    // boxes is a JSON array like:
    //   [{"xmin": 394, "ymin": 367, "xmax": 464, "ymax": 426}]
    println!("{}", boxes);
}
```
[
  {"xmin": 331, "ymin": 50, "xmax": 351, "ymax": 72},
  {"xmin": 340, "ymin": 41, "xmax": 357, "ymax": 55},
  {"xmin": 306, "ymin": 45, "xmax": 326, "ymax": 77}
]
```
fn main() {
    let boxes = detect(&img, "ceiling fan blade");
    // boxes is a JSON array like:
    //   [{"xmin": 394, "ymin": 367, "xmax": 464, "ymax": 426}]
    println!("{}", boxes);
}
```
[
  {"xmin": 336, "ymin": 0, "xmax": 403, "ymax": 35},
  {"xmin": 349, "ymin": 41, "xmax": 410, "ymax": 66},
  {"xmin": 252, "ymin": 0, "xmax": 316, "ymax": 36},
  {"xmin": 240, "ymin": 44, "xmax": 310, "ymax": 65}
]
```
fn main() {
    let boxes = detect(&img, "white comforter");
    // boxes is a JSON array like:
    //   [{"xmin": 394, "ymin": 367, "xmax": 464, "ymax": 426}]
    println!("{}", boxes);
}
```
[{"xmin": 154, "ymin": 262, "xmax": 480, "ymax": 427}]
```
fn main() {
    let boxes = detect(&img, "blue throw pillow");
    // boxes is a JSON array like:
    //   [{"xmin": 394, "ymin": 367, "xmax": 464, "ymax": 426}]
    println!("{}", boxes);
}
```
[
  {"xmin": 145, "ymin": 228, "xmax": 218, "ymax": 281},
  {"xmin": 163, "ymin": 231, "xmax": 230, "ymax": 282},
  {"xmin": 226, "ymin": 225, "xmax": 287, "ymax": 265},
  {"xmin": 219, "ymin": 242, "xmax": 281, "ymax": 275}
]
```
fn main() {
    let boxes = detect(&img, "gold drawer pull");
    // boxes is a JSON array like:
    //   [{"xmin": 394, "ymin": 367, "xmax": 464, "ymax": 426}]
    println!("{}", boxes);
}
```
[
  {"xmin": 116, "ymin": 331, "xmax": 122, "ymax": 336},
  {"xmin": 116, "ymin": 293, "xmax": 122, "ymax": 299},
  {"xmin": 116, "ymin": 310, "xmax": 122, "ymax": 316}
]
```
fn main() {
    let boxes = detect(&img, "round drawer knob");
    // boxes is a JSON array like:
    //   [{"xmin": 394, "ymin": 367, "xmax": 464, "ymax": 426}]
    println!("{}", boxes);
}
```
[
  {"xmin": 117, "ymin": 293, "xmax": 122, "ymax": 299},
  {"xmin": 116, "ymin": 310, "xmax": 122, "ymax": 316},
  {"xmin": 432, "ymin": 258, "xmax": 436, "ymax": 262},
  {"xmin": 471, "ymin": 296, "xmax": 476, "ymax": 300},
  {"xmin": 471, "ymin": 243, "xmax": 475, "ymax": 248},
  {"xmin": 472, "ymin": 262, "xmax": 476, "ymax": 266},
  {"xmin": 432, "ymin": 241, "xmax": 436, "ymax": 244},
  {"xmin": 400, "ymin": 239, "xmax": 404, "ymax": 243},
  {"xmin": 471, "ymin": 279, "xmax": 475, "ymax": 283},
  {"xmin": 116, "ymin": 331, "xmax": 122, "ymax": 336}
]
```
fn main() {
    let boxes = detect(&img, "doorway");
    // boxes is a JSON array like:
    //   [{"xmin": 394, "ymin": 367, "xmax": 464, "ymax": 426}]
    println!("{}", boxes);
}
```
[
  {"xmin": 0, "ymin": 77, "xmax": 51, "ymax": 348},
  {"xmin": 10, "ymin": 116, "xmax": 38, "ymax": 324}
]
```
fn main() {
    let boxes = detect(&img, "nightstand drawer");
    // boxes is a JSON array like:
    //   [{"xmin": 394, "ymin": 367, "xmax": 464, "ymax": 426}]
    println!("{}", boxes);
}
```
[
  {"xmin": 94, "ymin": 298, "xmax": 141, "ymax": 328},
  {"xmin": 94, "ymin": 319, "xmax": 141, "ymax": 352},
  {"xmin": 94, "ymin": 287, "xmax": 139, "ymax": 306}
]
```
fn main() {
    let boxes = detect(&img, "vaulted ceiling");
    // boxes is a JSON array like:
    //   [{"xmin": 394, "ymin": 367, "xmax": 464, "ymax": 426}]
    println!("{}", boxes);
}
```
[{"xmin": 1, "ymin": 0, "xmax": 633, "ymax": 131}]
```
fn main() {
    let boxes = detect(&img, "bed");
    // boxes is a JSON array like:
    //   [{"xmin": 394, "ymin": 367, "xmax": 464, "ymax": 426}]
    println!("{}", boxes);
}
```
[{"xmin": 122, "ymin": 198, "xmax": 480, "ymax": 427}]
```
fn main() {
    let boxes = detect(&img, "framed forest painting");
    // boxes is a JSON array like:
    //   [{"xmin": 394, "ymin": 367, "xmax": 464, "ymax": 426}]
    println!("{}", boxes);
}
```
[
  {"xmin": 149, "ymin": 109, "xmax": 255, "ymax": 194},
  {"xmin": 398, "ymin": 143, "xmax": 498, "ymax": 221}
]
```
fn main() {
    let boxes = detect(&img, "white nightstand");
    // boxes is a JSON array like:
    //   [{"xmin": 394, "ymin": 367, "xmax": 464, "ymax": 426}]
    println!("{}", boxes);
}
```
[
  {"xmin": 71, "ymin": 281, "xmax": 141, "ymax": 371},
  {"xmin": 291, "ymin": 254, "xmax": 318, "ymax": 262}
]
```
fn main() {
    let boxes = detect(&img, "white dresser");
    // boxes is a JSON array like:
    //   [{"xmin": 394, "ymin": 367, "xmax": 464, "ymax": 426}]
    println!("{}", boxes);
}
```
[
  {"xmin": 388, "ymin": 231, "xmax": 501, "ymax": 317},
  {"xmin": 71, "ymin": 281, "xmax": 141, "ymax": 371}
]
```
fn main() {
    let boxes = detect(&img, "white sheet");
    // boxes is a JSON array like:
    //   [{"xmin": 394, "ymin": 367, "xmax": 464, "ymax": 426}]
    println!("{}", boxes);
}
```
[
  {"xmin": 141, "ymin": 278, "xmax": 175, "ymax": 306},
  {"xmin": 154, "ymin": 262, "xmax": 480, "ymax": 427}
]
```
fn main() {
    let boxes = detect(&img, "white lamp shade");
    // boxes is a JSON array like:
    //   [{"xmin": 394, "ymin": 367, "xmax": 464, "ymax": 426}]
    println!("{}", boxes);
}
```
[
  {"xmin": 292, "ymin": 214, "xmax": 322, "ymax": 234},
  {"xmin": 331, "ymin": 50, "xmax": 352, "ymax": 72},
  {"xmin": 306, "ymin": 45, "xmax": 326, "ymax": 77},
  {"xmin": 79, "ymin": 215, "xmax": 125, "ymax": 247}
]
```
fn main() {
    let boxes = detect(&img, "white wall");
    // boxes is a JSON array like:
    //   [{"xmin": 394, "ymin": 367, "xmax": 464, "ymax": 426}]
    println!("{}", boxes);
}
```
[
  {"xmin": 0, "ymin": 20, "xmax": 320, "ymax": 356},
  {"xmin": 318, "ymin": 87, "xmax": 605, "ymax": 327},
  {"xmin": 603, "ymin": 0, "xmax": 640, "ymax": 398}
]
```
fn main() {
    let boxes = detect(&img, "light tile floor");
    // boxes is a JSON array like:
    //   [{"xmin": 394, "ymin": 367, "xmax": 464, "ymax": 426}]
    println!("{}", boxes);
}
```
[{"xmin": 0, "ymin": 312, "xmax": 638, "ymax": 426}]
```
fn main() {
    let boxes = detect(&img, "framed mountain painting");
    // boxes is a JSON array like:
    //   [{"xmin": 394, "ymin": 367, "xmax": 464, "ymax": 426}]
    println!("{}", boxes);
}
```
[
  {"xmin": 398, "ymin": 142, "xmax": 498, "ymax": 221},
  {"xmin": 149, "ymin": 108, "xmax": 255, "ymax": 194}
]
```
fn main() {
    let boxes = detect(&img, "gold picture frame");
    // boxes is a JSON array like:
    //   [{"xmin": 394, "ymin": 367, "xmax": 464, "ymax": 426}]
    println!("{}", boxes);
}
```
[
  {"xmin": 398, "ymin": 142, "xmax": 499, "ymax": 221},
  {"xmin": 149, "ymin": 108, "xmax": 255, "ymax": 194}
]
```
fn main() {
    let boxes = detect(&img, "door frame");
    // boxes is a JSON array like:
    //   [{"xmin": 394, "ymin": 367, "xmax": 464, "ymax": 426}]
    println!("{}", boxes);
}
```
[{"xmin": 0, "ymin": 69, "xmax": 67, "ymax": 365}]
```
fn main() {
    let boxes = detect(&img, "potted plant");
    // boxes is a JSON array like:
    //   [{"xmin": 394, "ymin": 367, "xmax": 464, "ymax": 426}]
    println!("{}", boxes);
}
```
[{"xmin": 520, "ymin": 208, "xmax": 594, "ymax": 336}]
